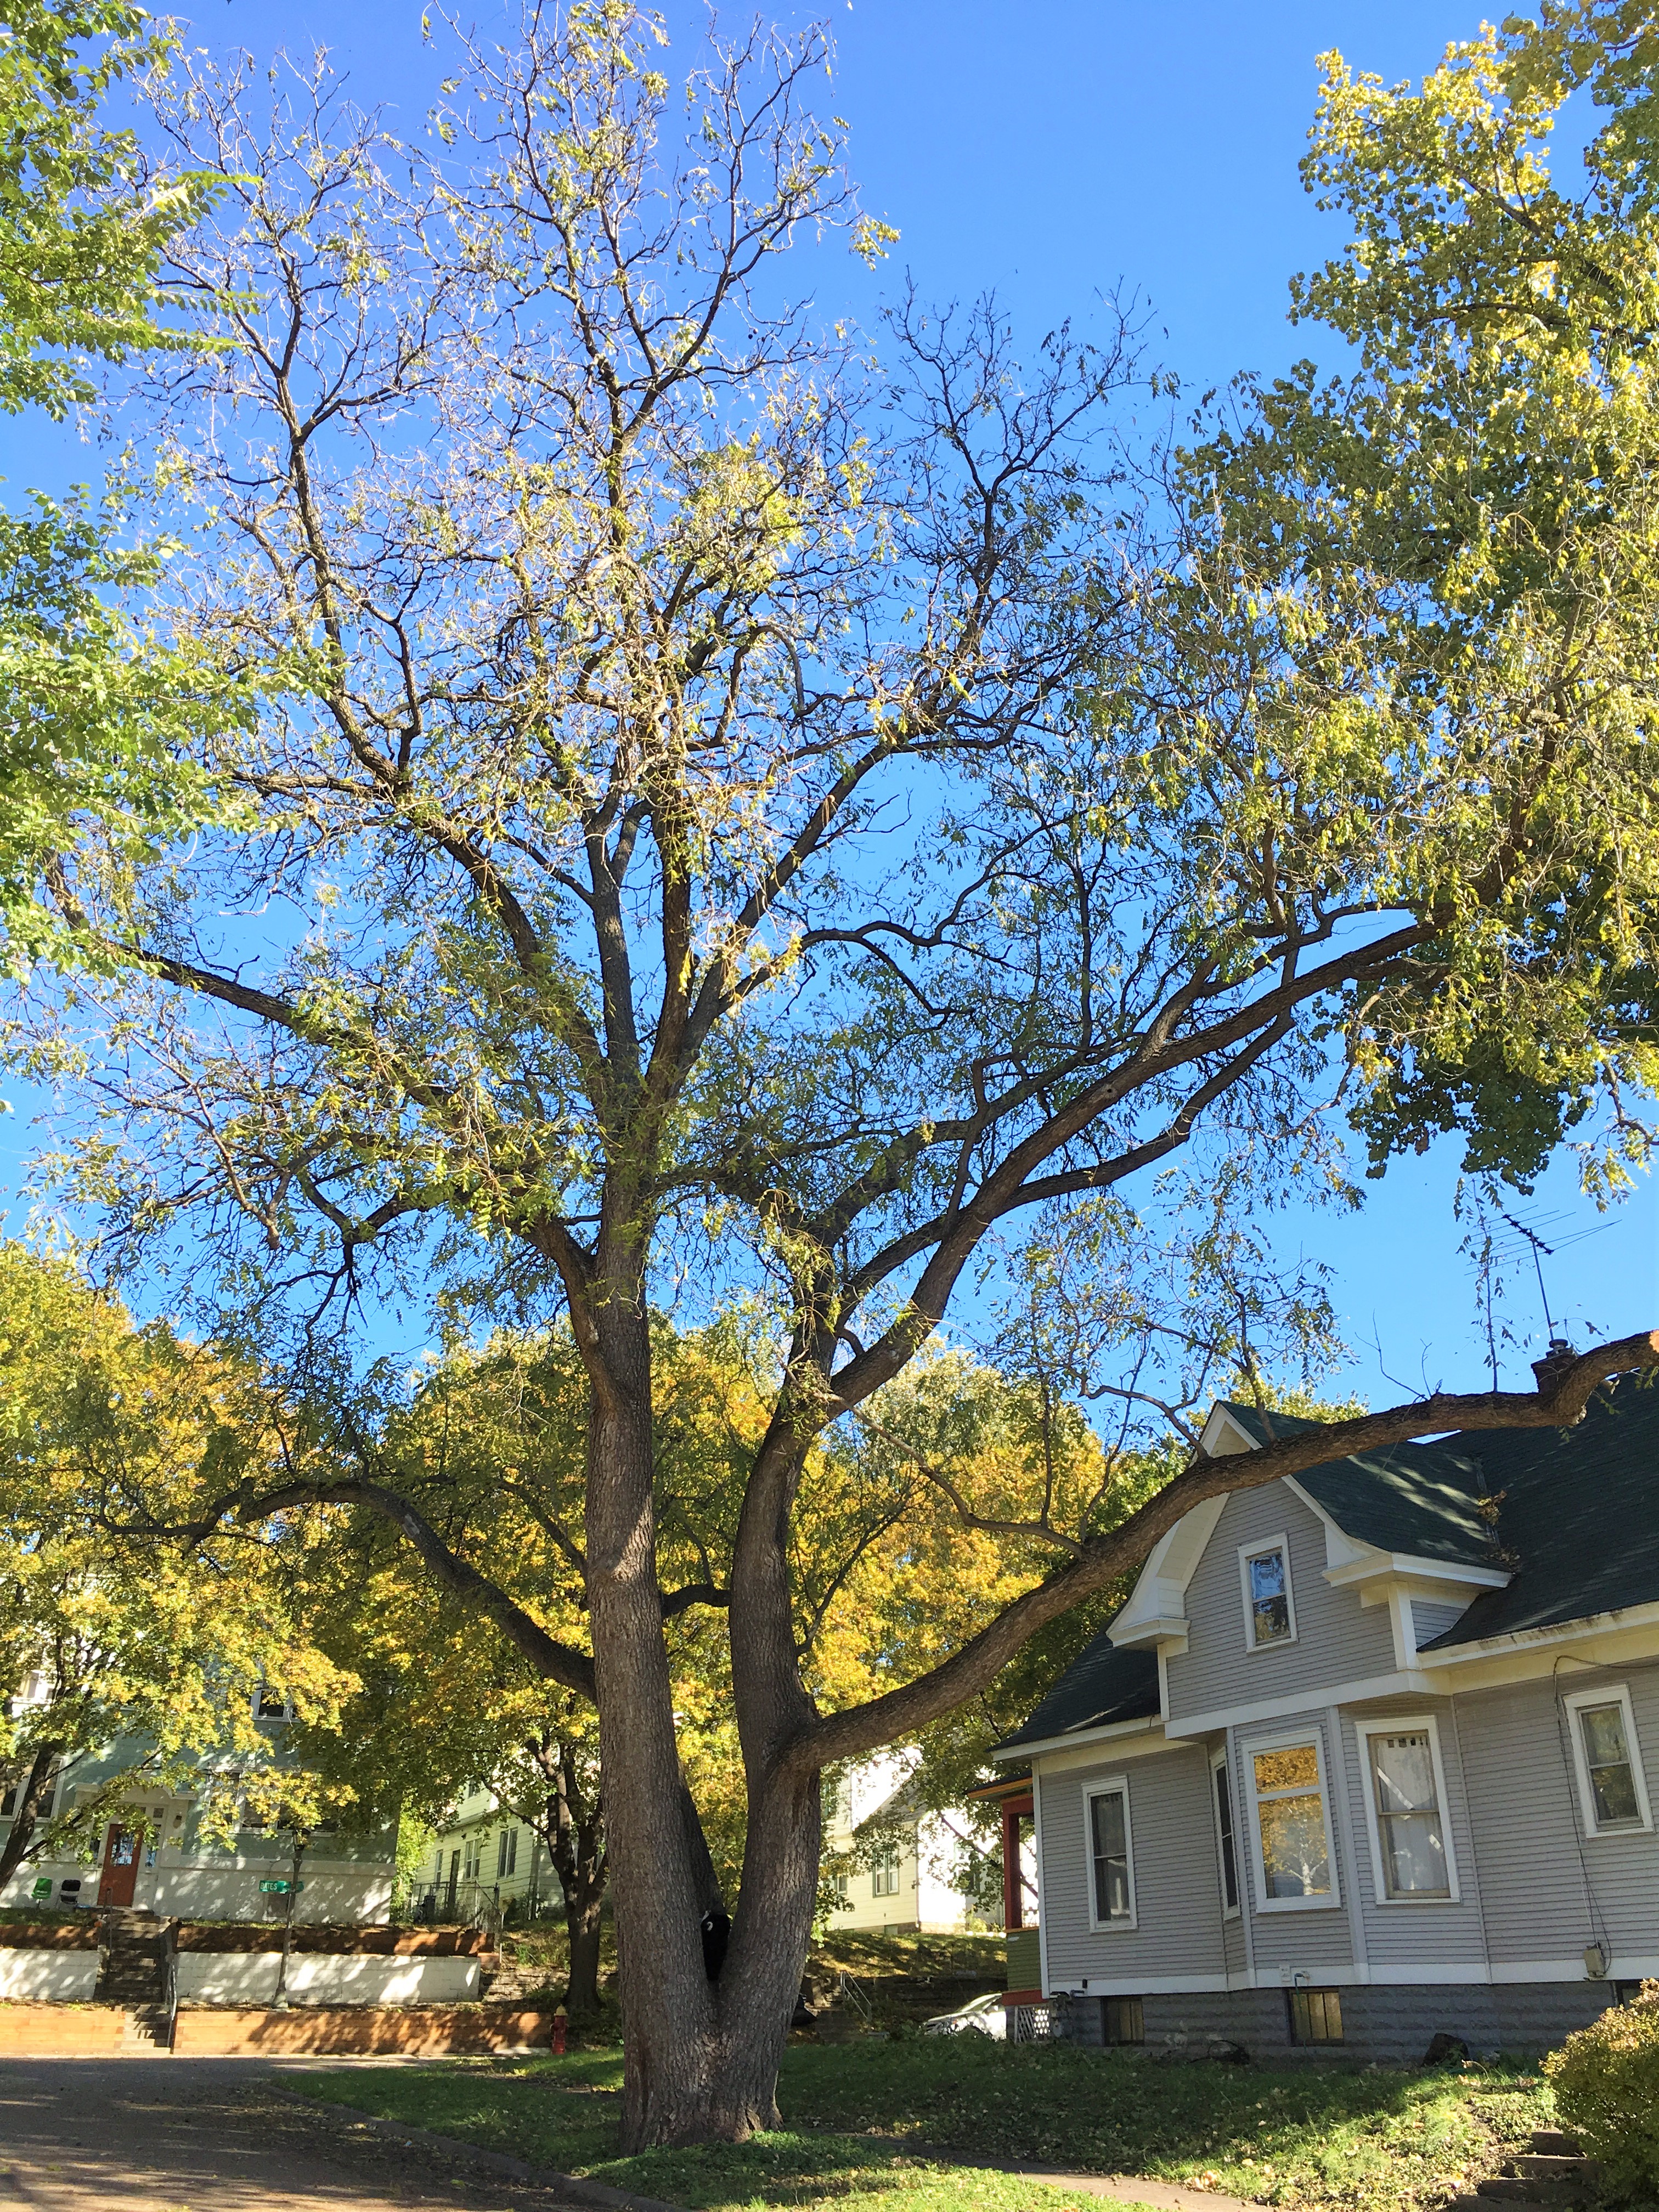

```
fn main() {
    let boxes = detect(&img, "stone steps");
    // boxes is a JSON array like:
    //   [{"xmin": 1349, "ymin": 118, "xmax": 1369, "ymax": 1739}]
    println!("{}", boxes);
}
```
[
  {"xmin": 95, "ymin": 1908, "xmax": 171, "ymax": 2010},
  {"xmin": 1444, "ymin": 2128, "xmax": 1601, "ymax": 2212},
  {"xmin": 121, "ymin": 2004, "xmax": 173, "ymax": 2051}
]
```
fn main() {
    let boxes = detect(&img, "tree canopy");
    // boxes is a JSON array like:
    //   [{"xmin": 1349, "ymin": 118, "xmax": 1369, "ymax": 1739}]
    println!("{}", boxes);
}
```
[
  {"xmin": 0, "ymin": 0, "xmax": 235, "ymax": 976},
  {"xmin": 4, "ymin": 0, "xmax": 1657, "ymax": 2147},
  {"xmin": 0, "ymin": 1243, "xmax": 353, "ymax": 1885}
]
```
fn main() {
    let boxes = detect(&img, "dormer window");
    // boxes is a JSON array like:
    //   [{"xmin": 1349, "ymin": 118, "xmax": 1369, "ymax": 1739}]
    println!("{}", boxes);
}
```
[{"xmin": 1239, "ymin": 1537, "xmax": 1296, "ymax": 1649}]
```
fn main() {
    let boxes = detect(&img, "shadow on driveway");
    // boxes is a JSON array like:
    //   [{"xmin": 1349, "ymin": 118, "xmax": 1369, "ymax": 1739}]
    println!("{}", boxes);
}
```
[{"xmin": 0, "ymin": 2057, "xmax": 589, "ymax": 2212}]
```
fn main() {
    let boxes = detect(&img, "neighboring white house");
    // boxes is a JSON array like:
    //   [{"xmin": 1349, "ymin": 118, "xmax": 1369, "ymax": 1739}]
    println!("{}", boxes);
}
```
[
  {"xmin": 822, "ymin": 1753, "xmax": 997, "ymax": 1934},
  {"xmin": 425, "ymin": 1787, "xmax": 557, "ymax": 1922},
  {"xmin": 994, "ymin": 1378, "xmax": 1659, "ymax": 2062}
]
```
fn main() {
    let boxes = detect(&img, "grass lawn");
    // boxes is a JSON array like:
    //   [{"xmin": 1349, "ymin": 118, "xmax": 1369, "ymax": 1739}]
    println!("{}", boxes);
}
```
[{"xmin": 289, "ymin": 2034, "xmax": 1554, "ymax": 2212}]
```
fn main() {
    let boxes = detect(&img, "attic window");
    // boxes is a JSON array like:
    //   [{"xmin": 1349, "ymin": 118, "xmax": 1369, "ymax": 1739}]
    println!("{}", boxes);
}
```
[{"xmin": 1239, "ymin": 1537, "xmax": 1296, "ymax": 1649}]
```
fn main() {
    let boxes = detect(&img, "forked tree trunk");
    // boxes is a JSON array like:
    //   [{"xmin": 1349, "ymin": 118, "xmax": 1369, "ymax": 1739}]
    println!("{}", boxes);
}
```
[
  {"xmin": 584, "ymin": 1299, "xmax": 723, "ymax": 2146},
  {"xmin": 583, "ymin": 1301, "xmax": 826, "ymax": 2148}
]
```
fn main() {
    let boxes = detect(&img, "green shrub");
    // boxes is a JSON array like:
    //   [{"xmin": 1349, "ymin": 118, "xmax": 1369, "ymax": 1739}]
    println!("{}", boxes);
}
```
[{"xmin": 1544, "ymin": 1981, "xmax": 1659, "ymax": 2200}]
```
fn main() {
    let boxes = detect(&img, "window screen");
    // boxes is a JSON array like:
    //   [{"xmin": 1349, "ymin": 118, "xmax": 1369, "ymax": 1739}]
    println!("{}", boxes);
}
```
[
  {"xmin": 1252, "ymin": 1743, "xmax": 1331, "ymax": 1900},
  {"xmin": 1247, "ymin": 1548, "xmax": 1291, "ymax": 1644},
  {"xmin": 1577, "ymin": 1702, "xmax": 1641, "ymax": 1828},
  {"xmin": 1368, "ymin": 1731, "xmax": 1450, "ymax": 1897},
  {"xmin": 1214, "ymin": 1758, "xmax": 1239, "ymax": 1912},
  {"xmin": 1089, "ymin": 1788, "xmax": 1132, "ymax": 1922}
]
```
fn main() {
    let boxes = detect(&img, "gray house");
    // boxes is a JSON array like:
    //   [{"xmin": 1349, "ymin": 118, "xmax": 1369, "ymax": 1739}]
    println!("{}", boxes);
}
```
[{"xmin": 993, "ymin": 1377, "xmax": 1659, "ymax": 2062}]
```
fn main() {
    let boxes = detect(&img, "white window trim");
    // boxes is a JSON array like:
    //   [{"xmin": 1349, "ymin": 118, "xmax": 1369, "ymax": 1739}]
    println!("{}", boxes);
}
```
[
  {"xmin": 1238, "ymin": 1533, "xmax": 1298, "ymax": 1651},
  {"xmin": 1352, "ymin": 1714, "xmax": 1462, "ymax": 1905},
  {"xmin": 1242, "ymin": 1725, "xmax": 1341, "ymax": 1914},
  {"xmin": 1563, "ymin": 1683, "xmax": 1655, "ymax": 1837},
  {"xmin": 1210, "ymin": 1746, "xmax": 1241, "ymax": 1920},
  {"xmin": 1081, "ymin": 1775, "xmax": 1138, "ymax": 1932}
]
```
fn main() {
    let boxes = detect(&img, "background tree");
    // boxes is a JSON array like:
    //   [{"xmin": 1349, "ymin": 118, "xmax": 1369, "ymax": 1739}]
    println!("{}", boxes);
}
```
[
  {"xmin": 0, "ymin": 1244, "xmax": 353, "ymax": 1886},
  {"xmin": 10, "ymin": 0, "xmax": 1659, "ymax": 2145},
  {"xmin": 0, "ymin": 0, "xmax": 233, "ymax": 974}
]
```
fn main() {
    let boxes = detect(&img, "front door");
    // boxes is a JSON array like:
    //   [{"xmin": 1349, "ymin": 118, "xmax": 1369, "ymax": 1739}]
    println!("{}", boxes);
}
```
[{"xmin": 96, "ymin": 1821, "xmax": 144, "ymax": 1908}]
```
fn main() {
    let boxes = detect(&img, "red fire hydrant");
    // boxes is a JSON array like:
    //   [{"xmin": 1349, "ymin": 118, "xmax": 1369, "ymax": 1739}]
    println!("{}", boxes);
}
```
[{"xmin": 550, "ymin": 2011, "xmax": 567, "ymax": 2056}]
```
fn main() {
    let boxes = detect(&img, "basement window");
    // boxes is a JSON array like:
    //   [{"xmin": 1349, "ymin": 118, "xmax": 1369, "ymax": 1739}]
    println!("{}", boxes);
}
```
[
  {"xmin": 1101, "ymin": 1994, "xmax": 1144, "ymax": 2045},
  {"xmin": 1287, "ymin": 1987, "xmax": 1344, "ymax": 2045}
]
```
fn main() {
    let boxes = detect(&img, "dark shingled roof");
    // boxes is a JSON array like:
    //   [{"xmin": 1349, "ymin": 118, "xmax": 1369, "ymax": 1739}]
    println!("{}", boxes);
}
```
[
  {"xmin": 997, "ymin": 1376, "xmax": 1659, "ymax": 1750},
  {"xmin": 1418, "ymin": 1374, "xmax": 1659, "ymax": 1646},
  {"xmin": 1223, "ymin": 1381, "xmax": 1659, "ymax": 1646},
  {"xmin": 1218, "ymin": 1402, "xmax": 1493, "ymax": 1567},
  {"xmin": 993, "ymin": 1635, "xmax": 1159, "ymax": 1753}
]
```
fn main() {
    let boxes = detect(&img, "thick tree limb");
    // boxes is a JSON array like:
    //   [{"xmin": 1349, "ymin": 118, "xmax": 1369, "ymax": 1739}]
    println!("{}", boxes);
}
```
[{"xmin": 778, "ymin": 1331, "xmax": 1659, "ymax": 1778}]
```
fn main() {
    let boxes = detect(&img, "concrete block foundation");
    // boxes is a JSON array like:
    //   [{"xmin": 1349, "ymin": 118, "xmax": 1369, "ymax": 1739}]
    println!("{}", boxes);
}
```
[{"xmin": 1057, "ymin": 1981, "xmax": 1623, "ymax": 2065}]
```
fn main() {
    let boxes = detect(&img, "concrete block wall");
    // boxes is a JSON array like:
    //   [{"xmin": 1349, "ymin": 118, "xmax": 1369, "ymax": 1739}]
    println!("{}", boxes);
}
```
[{"xmin": 1058, "ymin": 1979, "xmax": 1624, "ymax": 2064}]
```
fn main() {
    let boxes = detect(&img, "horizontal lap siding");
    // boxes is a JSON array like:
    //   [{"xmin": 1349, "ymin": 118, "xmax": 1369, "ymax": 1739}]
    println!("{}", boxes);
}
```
[
  {"xmin": 1235, "ymin": 1713, "xmax": 1355, "ymax": 1977},
  {"xmin": 1164, "ymin": 1483, "xmax": 1397, "ymax": 1725},
  {"xmin": 1412, "ymin": 1600, "xmax": 1469, "ymax": 1649},
  {"xmin": 1037, "ymin": 1746, "xmax": 1224, "ymax": 1991},
  {"xmin": 1340, "ymin": 1694, "xmax": 1489, "ymax": 1967},
  {"xmin": 1455, "ymin": 1660, "xmax": 1659, "ymax": 1968}
]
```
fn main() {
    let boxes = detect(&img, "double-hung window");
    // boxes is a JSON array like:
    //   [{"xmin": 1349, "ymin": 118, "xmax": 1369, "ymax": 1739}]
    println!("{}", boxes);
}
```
[
  {"xmin": 1084, "ymin": 1779, "xmax": 1136, "ymax": 1929},
  {"xmin": 1239, "ymin": 1536, "xmax": 1296, "ymax": 1649},
  {"xmin": 1211, "ymin": 1750, "xmax": 1240, "ymax": 1916},
  {"xmin": 871, "ymin": 1842, "xmax": 901, "ymax": 1897},
  {"xmin": 1355, "ymin": 1717, "xmax": 1458, "ymax": 1901},
  {"xmin": 497, "ymin": 1827, "xmax": 518, "ymax": 1879},
  {"xmin": 1246, "ymin": 1736, "xmax": 1338, "ymax": 1909},
  {"xmin": 1564, "ymin": 1685, "xmax": 1654, "ymax": 1836}
]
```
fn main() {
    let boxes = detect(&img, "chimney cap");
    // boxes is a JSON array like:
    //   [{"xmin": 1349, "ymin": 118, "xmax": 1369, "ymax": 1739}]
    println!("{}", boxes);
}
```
[{"xmin": 1531, "ymin": 1337, "xmax": 1577, "ymax": 1394}]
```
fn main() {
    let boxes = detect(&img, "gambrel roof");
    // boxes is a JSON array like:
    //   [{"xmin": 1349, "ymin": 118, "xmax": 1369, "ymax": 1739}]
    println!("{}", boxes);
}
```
[{"xmin": 995, "ymin": 1373, "xmax": 1659, "ymax": 1754}]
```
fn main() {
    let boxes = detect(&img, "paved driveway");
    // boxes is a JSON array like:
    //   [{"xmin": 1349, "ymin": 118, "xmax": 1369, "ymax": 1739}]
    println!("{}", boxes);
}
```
[{"xmin": 0, "ymin": 2058, "xmax": 584, "ymax": 2212}]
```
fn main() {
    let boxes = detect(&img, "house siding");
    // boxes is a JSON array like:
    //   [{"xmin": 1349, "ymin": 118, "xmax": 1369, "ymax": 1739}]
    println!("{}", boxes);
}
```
[
  {"xmin": 1037, "ymin": 1745, "xmax": 1226, "ymax": 1992},
  {"xmin": 1411, "ymin": 1599, "xmax": 1469, "ymax": 1649},
  {"xmin": 1340, "ymin": 1693, "xmax": 1490, "ymax": 1970},
  {"xmin": 1163, "ymin": 1482, "xmax": 1397, "ymax": 1726},
  {"xmin": 1233, "ymin": 1713, "xmax": 1356, "ymax": 1980},
  {"xmin": 1455, "ymin": 1658, "xmax": 1659, "ymax": 1973}
]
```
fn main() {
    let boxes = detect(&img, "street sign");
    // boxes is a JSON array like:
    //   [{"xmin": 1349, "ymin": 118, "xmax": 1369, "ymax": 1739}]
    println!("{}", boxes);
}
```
[{"xmin": 258, "ymin": 1878, "xmax": 304, "ymax": 1894}]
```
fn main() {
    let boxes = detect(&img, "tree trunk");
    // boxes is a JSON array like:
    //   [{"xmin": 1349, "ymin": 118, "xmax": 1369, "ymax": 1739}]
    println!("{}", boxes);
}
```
[
  {"xmin": 583, "ymin": 1297, "xmax": 726, "ymax": 2148},
  {"xmin": 0, "ymin": 1742, "xmax": 63, "ymax": 1890},
  {"xmin": 530, "ymin": 1733, "xmax": 610, "ymax": 2016},
  {"xmin": 577, "ymin": 1278, "xmax": 832, "ymax": 2147},
  {"xmin": 566, "ymin": 1865, "xmax": 606, "ymax": 2016}
]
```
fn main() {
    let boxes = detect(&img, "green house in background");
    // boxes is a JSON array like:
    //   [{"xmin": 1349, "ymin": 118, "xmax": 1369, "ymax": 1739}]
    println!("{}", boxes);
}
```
[{"xmin": 0, "ymin": 1694, "xmax": 397, "ymax": 1922}]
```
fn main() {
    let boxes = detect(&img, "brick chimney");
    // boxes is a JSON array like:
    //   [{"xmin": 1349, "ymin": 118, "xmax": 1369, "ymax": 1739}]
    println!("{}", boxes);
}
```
[{"xmin": 1531, "ymin": 1338, "xmax": 1576, "ymax": 1395}]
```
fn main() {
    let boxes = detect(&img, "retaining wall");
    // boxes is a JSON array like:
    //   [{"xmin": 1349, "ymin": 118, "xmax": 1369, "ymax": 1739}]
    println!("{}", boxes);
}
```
[
  {"xmin": 0, "ymin": 2004, "xmax": 127, "ymax": 2056},
  {"xmin": 172, "ymin": 2004, "xmax": 557, "ymax": 2055},
  {"xmin": 0, "ymin": 1953, "xmax": 99, "ymax": 2001},
  {"xmin": 173, "ymin": 1952, "xmax": 478, "ymax": 2005}
]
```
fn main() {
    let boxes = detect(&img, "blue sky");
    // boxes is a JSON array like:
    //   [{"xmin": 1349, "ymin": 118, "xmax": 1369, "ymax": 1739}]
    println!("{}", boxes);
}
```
[{"xmin": 2, "ymin": 0, "xmax": 1653, "ymax": 1400}]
